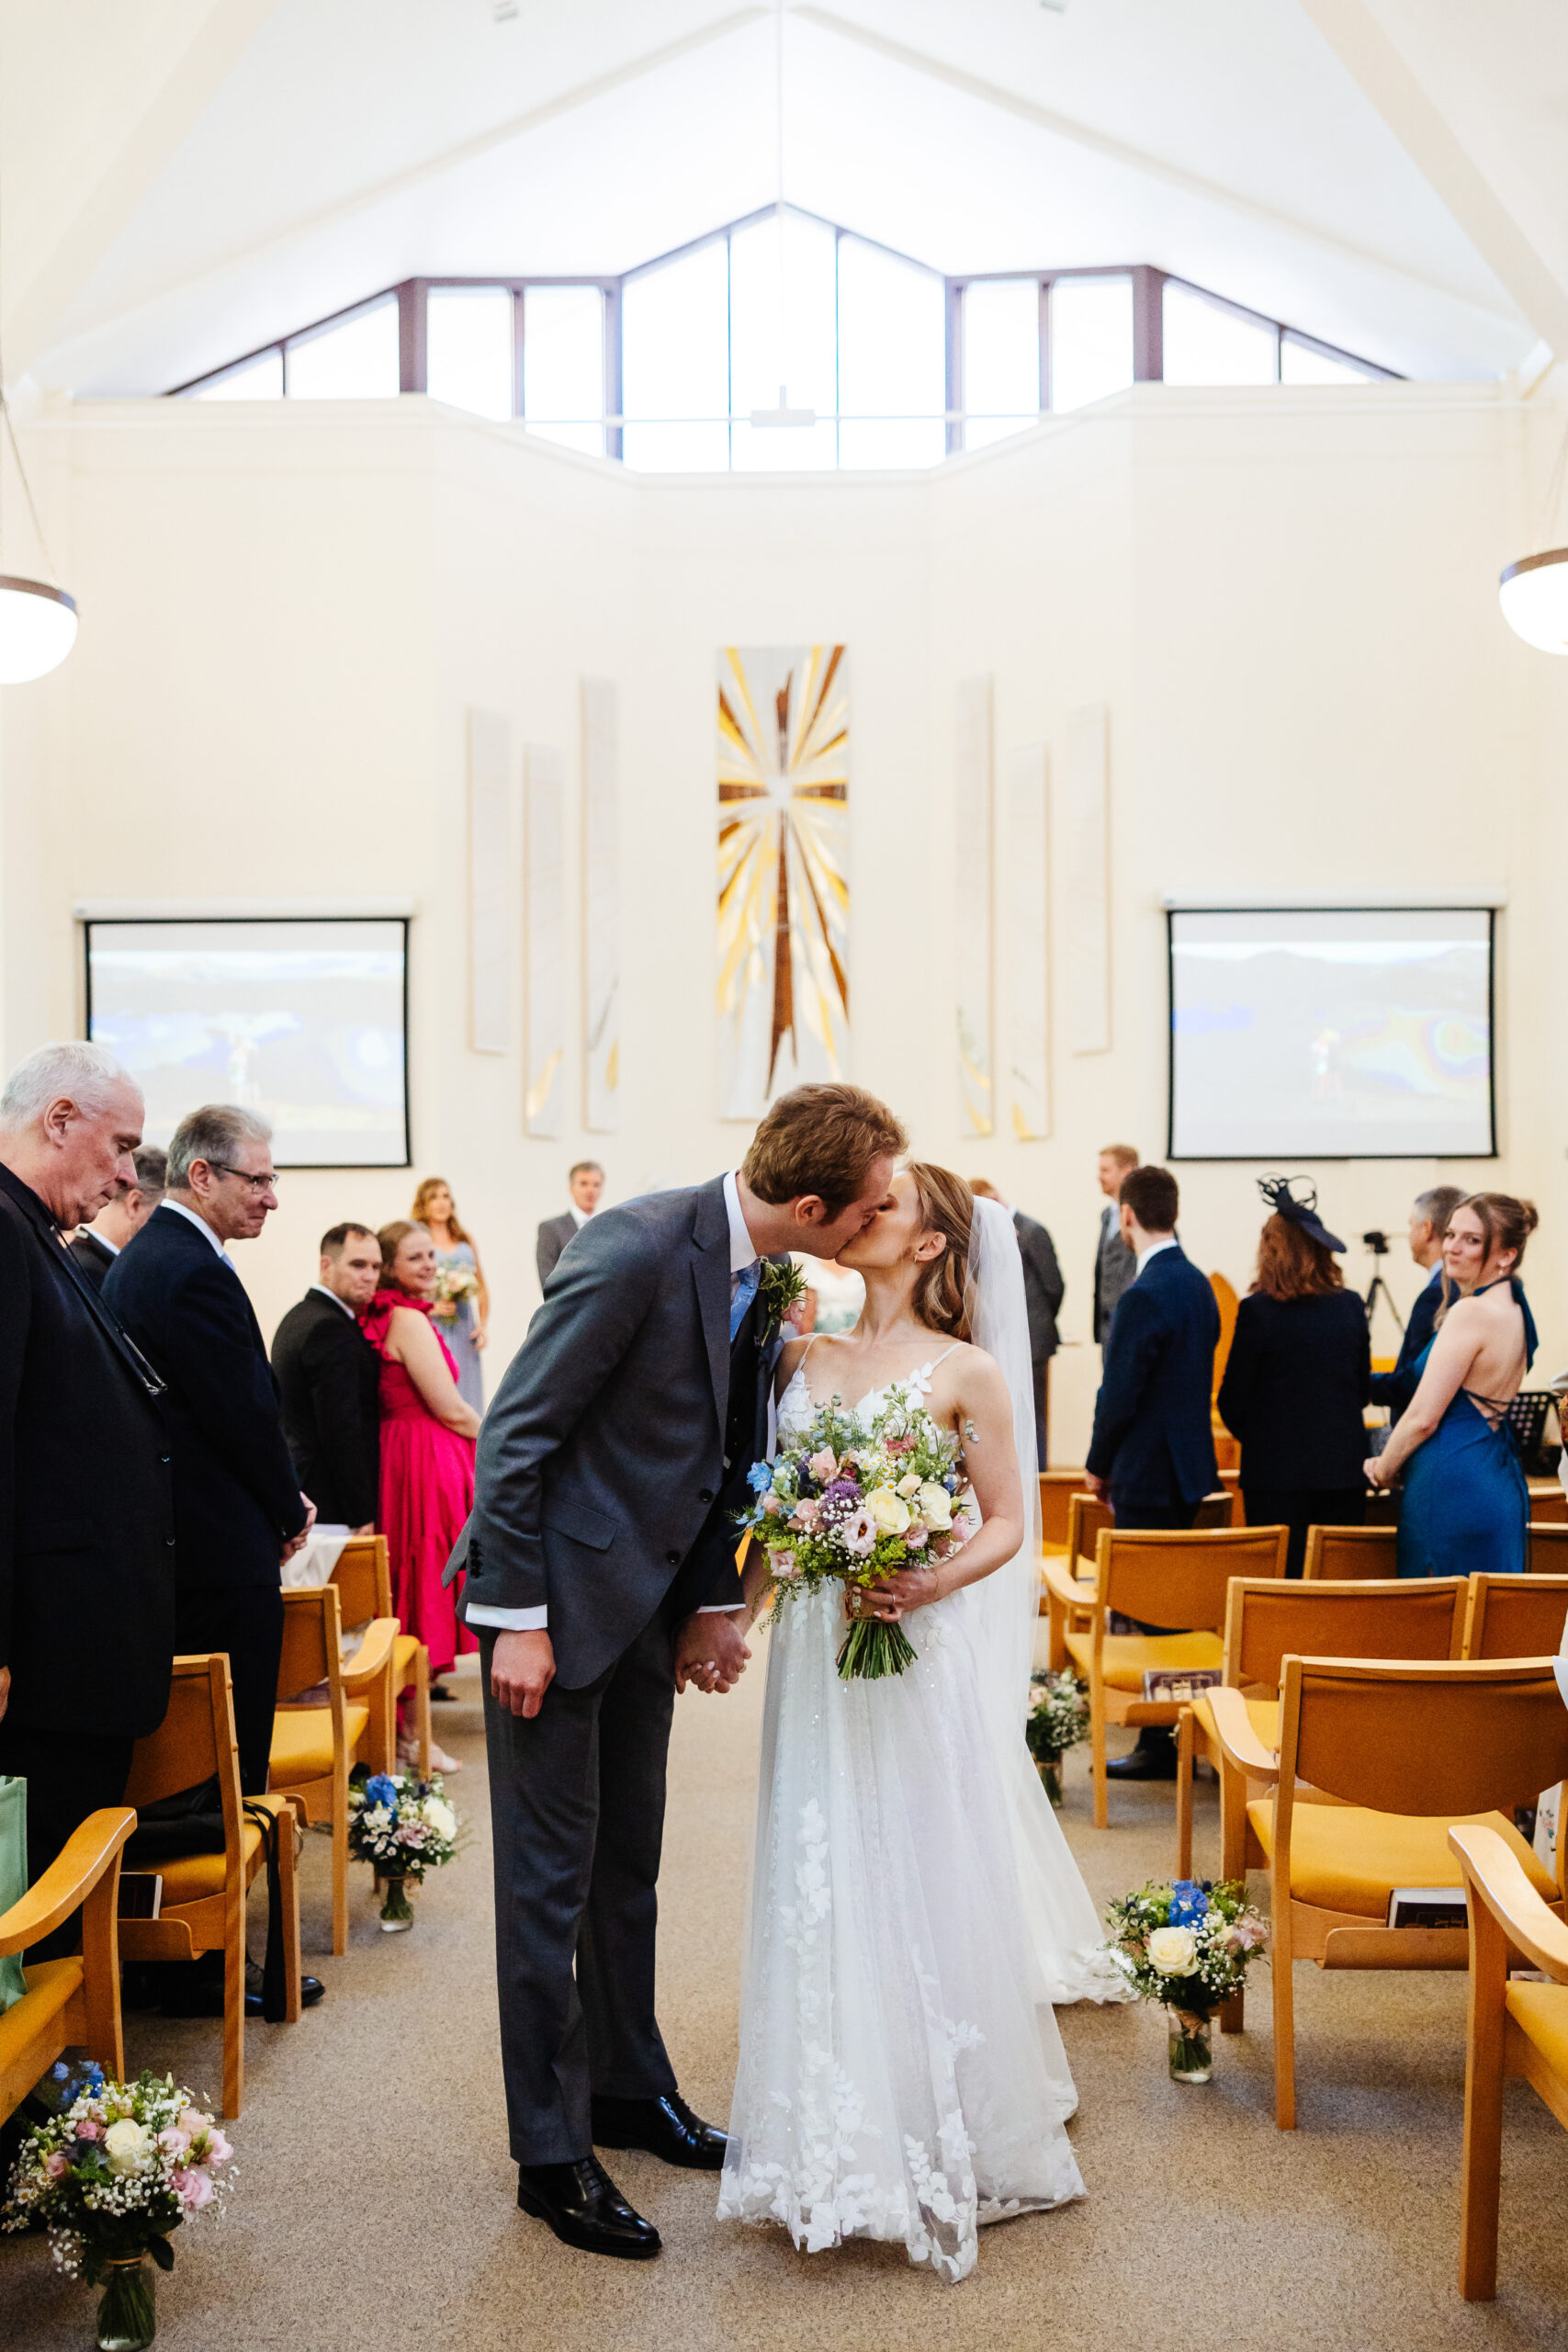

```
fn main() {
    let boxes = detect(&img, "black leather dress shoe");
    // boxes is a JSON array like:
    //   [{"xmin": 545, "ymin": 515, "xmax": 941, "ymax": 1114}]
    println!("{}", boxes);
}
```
[
  {"xmin": 158, "ymin": 1962, "xmax": 324, "ymax": 2018},
  {"xmin": 516, "ymin": 2157, "xmax": 660, "ymax": 2260},
  {"xmin": 1105, "ymin": 1747, "xmax": 1179, "ymax": 1782},
  {"xmin": 591, "ymin": 2091, "xmax": 728, "ymax": 2171}
]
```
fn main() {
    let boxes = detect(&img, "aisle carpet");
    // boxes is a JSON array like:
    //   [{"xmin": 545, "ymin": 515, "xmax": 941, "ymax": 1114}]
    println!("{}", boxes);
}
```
[{"xmin": 6, "ymin": 1635, "xmax": 1568, "ymax": 2351}]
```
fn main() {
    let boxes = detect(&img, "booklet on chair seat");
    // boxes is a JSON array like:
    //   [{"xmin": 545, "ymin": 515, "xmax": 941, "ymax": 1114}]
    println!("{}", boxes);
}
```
[{"xmin": 1141, "ymin": 1667, "xmax": 1223, "ymax": 1704}]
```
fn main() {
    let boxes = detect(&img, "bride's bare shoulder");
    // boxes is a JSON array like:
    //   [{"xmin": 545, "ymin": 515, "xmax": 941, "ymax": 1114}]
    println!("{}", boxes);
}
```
[{"xmin": 929, "ymin": 1338, "xmax": 1010, "ymax": 1403}]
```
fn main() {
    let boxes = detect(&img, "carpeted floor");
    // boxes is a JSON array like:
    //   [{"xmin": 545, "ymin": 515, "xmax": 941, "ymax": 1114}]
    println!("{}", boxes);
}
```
[{"xmin": 6, "ymin": 1637, "xmax": 1568, "ymax": 2351}]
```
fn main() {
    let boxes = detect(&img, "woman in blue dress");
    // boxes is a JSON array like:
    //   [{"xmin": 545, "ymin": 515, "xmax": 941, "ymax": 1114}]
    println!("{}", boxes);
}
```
[
  {"xmin": 1367, "ymin": 1193, "xmax": 1539, "ymax": 1577},
  {"xmin": 411, "ymin": 1175, "xmax": 489, "ymax": 1414}
]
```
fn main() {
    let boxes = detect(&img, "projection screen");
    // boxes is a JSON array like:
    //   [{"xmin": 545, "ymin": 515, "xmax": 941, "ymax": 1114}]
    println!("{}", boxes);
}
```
[
  {"xmin": 85, "ymin": 917, "xmax": 410, "ymax": 1167},
  {"xmin": 1168, "ymin": 907, "xmax": 1495, "ymax": 1160}
]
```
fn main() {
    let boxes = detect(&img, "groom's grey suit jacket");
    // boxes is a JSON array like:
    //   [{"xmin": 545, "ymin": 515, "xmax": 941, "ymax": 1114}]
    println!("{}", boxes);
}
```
[{"xmin": 453, "ymin": 1176, "xmax": 774, "ymax": 1689}]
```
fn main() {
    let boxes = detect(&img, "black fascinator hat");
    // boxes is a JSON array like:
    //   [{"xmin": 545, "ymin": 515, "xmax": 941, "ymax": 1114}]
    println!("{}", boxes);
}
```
[{"xmin": 1257, "ymin": 1173, "xmax": 1345, "ymax": 1255}]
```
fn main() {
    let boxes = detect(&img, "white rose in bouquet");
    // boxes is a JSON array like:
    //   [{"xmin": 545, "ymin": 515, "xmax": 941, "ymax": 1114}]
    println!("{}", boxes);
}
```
[
  {"xmin": 867, "ymin": 1487, "xmax": 912, "ymax": 1535},
  {"xmin": 103, "ymin": 2119, "xmax": 152, "ymax": 2174},
  {"xmin": 423, "ymin": 1797, "xmax": 457, "ymax": 1843},
  {"xmin": 916, "ymin": 1481, "xmax": 953, "ymax": 1531},
  {"xmin": 1146, "ymin": 1925, "xmax": 1199, "ymax": 1977}
]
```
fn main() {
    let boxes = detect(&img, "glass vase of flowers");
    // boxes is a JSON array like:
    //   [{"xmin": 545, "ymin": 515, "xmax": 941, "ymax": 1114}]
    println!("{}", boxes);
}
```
[
  {"xmin": 347, "ymin": 1766, "xmax": 461, "ymax": 1931},
  {"xmin": 1104, "ymin": 1879, "xmax": 1269, "ymax": 2084},
  {"xmin": 1025, "ymin": 1669, "xmax": 1089, "ymax": 1805}
]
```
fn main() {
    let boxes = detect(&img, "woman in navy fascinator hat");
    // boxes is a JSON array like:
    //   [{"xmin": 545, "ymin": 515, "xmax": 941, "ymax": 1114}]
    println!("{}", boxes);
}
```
[{"xmin": 1215, "ymin": 1174, "xmax": 1372, "ymax": 1577}]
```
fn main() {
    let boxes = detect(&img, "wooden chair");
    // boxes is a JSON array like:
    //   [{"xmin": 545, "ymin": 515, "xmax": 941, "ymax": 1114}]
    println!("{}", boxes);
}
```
[
  {"xmin": 1463, "ymin": 1571, "xmax": 1568, "ymax": 1659},
  {"xmin": 1529, "ymin": 1522, "xmax": 1568, "ymax": 1574},
  {"xmin": 330, "ymin": 1533, "xmax": 413, "ymax": 1775},
  {"xmin": 268, "ymin": 1582, "xmax": 397, "ymax": 1955},
  {"xmin": 0, "ymin": 1810, "xmax": 133, "ymax": 2127},
  {"xmin": 120, "ymin": 1654, "xmax": 302, "ymax": 2117},
  {"xmin": 1038, "ymin": 1470, "xmax": 1091, "ymax": 1556},
  {"xmin": 1303, "ymin": 1524, "xmax": 1399, "ymax": 1580},
  {"xmin": 1175, "ymin": 1575, "xmax": 1468, "ymax": 1887},
  {"xmin": 1212, "ymin": 1656, "xmax": 1568, "ymax": 2129},
  {"xmin": 1051, "ymin": 1522, "xmax": 1289, "ymax": 1828},
  {"xmin": 1528, "ymin": 1479, "xmax": 1567, "ymax": 1524},
  {"xmin": 1449, "ymin": 1822, "xmax": 1568, "ymax": 2300}
]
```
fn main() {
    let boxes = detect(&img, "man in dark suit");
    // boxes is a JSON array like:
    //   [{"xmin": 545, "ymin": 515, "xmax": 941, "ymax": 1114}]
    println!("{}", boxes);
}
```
[
  {"xmin": 67, "ymin": 1144, "xmax": 166, "ymax": 1291},
  {"xmin": 1086, "ymin": 1163, "xmax": 1220, "ymax": 1781},
  {"xmin": 271, "ymin": 1222, "xmax": 383, "ymax": 1531},
  {"xmin": 0, "ymin": 1044, "xmax": 175, "ymax": 1951},
  {"xmin": 458, "ymin": 1083, "xmax": 904, "ymax": 2261},
  {"xmin": 1370, "ymin": 1184, "xmax": 1465, "ymax": 1419},
  {"xmin": 536, "ymin": 1159, "xmax": 604, "ymax": 1290},
  {"xmin": 1092, "ymin": 1142, "xmax": 1139, "ymax": 1348},
  {"xmin": 970, "ymin": 1181, "xmax": 1064, "ymax": 1467},
  {"xmin": 105, "ymin": 1105, "xmax": 312, "ymax": 1807}
]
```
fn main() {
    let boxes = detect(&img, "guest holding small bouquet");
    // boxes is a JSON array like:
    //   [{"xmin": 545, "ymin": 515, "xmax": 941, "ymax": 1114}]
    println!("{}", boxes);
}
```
[
  {"xmin": 364, "ymin": 1220, "xmax": 481, "ymax": 1769},
  {"xmin": 412, "ymin": 1176, "xmax": 489, "ymax": 1411}
]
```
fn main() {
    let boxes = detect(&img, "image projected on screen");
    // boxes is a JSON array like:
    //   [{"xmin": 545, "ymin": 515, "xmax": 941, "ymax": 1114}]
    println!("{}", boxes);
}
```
[
  {"xmin": 1169, "ymin": 907, "xmax": 1493, "ymax": 1159},
  {"xmin": 86, "ymin": 918, "xmax": 409, "ymax": 1167}
]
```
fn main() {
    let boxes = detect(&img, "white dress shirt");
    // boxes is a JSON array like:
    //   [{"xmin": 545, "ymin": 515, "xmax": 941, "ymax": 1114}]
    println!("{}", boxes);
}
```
[
  {"xmin": 161, "ymin": 1196, "xmax": 234, "ymax": 1268},
  {"xmin": 85, "ymin": 1226, "xmax": 120, "ymax": 1256},
  {"xmin": 1135, "ymin": 1236, "xmax": 1179, "ymax": 1275},
  {"xmin": 310, "ymin": 1283, "xmax": 356, "ymax": 1318},
  {"xmin": 468, "ymin": 1173, "xmax": 757, "ymax": 1639},
  {"xmin": 570, "ymin": 1204, "xmax": 590, "ymax": 1230}
]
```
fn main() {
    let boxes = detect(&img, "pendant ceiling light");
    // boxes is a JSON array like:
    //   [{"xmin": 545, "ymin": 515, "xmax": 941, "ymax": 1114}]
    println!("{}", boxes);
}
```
[{"xmin": 1499, "ymin": 413, "xmax": 1568, "ymax": 655}]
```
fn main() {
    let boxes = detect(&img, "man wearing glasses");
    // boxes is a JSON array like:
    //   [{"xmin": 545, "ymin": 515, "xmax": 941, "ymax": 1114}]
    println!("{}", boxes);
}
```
[{"xmin": 105, "ymin": 1105, "xmax": 320, "ymax": 2015}]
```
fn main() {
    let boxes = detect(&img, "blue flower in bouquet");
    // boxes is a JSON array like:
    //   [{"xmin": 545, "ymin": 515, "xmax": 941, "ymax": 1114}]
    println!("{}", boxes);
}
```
[
  {"xmin": 365, "ymin": 1773, "xmax": 399, "ymax": 1808},
  {"xmin": 747, "ymin": 1461, "xmax": 773, "ymax": 1495},
  {"xmin": 1170, "ymin": 1880, "xmax": 1209, "ymax": 1925}
]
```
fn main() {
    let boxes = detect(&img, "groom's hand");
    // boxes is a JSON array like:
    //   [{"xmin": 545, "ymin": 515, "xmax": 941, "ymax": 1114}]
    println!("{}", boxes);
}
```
[
  {"xmin": 491, "ymin": 1629, "xmax": 556, "ymax": 1718},
  {"xmin": 674, "ymin": 1610, "xmax": 751, "ymax": 1695}
]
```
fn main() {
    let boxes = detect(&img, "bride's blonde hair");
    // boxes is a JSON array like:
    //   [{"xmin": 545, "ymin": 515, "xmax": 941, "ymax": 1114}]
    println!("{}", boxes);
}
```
[{"xmin": 906, "ymin": 1162, "xmax": 974, "ymax": 1340}]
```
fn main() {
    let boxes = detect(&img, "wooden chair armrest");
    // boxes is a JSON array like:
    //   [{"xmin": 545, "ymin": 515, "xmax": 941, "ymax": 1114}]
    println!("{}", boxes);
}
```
[
  {"xmin": 341, "ymin": 1616, "xmax": 400, "ymax": 1691},
  {"xmin": 1042, "ymin": 1555, "xmax": 1096, "ymax": 1613},
  {"xmin": 1207, "ymin": 1685, "xmax": 1278, "ymax": 1782},
  {"xmin": 1450, "ymin": 1823, "xmax": 1568, "ymax": 1982},
  {"xmin": 0, "ymin": 1807, "xmax": 135, "ymax": 1956}
]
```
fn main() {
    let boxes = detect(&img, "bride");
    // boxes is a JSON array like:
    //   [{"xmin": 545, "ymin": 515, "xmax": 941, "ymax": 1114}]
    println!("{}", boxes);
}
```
[{"xmin": 717, "ymin": 1164, "xmax": 1125, "ymax": 2284}]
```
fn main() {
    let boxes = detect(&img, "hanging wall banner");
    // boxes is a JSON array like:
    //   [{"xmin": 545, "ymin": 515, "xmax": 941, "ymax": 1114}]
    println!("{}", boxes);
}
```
[
  {"xmin": 716, "ymin": 644, "xmax": 849, "ymax": 1121},
  {"xmin": 954, "ymin": 675, "xmax": 994, "ymax": 1136},
  {"xmin": 525, "ymin": 743, "xmax": 565, "ymax": 1137},
  {"xmin": 581, "ymin": 678, "xmax": 620, "ymax": 1132},
  {"xmin": 468, "ymin": 708, "xmax": 512, "ymax": 1057},
  {"xmin": 1007, "ymin": 741, "xmax": 1050, "ymax": 1138}
]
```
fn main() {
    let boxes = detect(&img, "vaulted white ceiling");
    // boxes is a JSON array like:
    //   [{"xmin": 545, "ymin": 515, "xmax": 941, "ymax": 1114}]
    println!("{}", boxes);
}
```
[{"xmin": 3, "ymin": 0, "xmax": 1564, "ymax": 397}]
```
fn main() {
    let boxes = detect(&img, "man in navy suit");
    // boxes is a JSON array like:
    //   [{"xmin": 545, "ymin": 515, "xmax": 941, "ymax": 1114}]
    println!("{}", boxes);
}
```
[
  {"xmin": 1369, "ymin": 1184, "xmax": 1464, "ymax": 1419},
  {"xmin": 1086, "ymin": 1163, "xmax": 1219, "ymax": 1780}
]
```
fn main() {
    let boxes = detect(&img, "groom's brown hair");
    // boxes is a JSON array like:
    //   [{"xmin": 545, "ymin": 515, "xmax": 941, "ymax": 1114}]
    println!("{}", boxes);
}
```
[{"xmin": 743, "ymin": 1083, "xmax": 907, "ymax": 1217}]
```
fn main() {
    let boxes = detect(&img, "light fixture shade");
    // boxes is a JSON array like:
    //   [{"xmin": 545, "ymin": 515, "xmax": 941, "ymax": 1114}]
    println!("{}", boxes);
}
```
[
  {"xmin": 0, "ymin": 574, "xmax": 78, "ymax": 683},
  {"xmin": 1499, "ymin": 548, "xmax": 1568, "ymax": 655}
]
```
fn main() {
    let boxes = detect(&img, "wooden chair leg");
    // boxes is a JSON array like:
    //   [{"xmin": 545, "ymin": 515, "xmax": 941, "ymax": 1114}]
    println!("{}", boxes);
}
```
[
  {"xmin": 1047, "ymin": 1586, "xmax": 1066, "ymax": 1674},
  {"xmin": 1219, "ymin": 1752, "xmax": 1247, "ymax": 2034},
  {"xmin": 276, "ymin": 1806, "xmax": 303, "ymax": 2025},
  {"xmin": 222, "ymin": 1920, "xmax": 245, "ymax": 2120},
  {"xmin": 1090, "ymin": 1674, "xmax": 1108, "ymax": 1831},
  {"xmin": 1271, "ymin": 1861, "xmax": 1296, "ymax": 2130},
  {"xmin": 1175, "ymin": 1708, "xmax": 1194, "ymax": 1880},
  {"xmin": 332, "ymin": 1754, "xmax": 349, "ymax": 1958},
  {"xmin": 416, "ymin": 1645, "xmax": 432, "ymax": 1781},
  {"xmin": 79, "ymin": 1857, "xmax": 125, "ymax": 2082},
  {"xmin": 1458, "ymin": 1894, "xmax": 1510, "ymax": 2299}
]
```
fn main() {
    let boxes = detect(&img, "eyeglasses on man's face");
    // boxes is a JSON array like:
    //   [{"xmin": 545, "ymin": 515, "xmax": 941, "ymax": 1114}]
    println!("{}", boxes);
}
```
[{"xmin": 209, "ymin": 1161, "xmax": 280, "ymax": 1194}]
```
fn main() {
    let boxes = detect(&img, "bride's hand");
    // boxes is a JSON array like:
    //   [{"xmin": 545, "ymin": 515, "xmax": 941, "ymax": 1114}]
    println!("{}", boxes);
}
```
[{"xmin": 850, "ymin": 1566, "xmax": 942, "ymax": 1623}]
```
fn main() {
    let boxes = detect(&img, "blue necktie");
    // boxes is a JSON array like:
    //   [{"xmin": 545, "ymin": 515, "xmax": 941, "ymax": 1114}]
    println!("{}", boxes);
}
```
[{"xmin": 729, "ymin": 1260, "xmax": 761, "ymax": 1340}]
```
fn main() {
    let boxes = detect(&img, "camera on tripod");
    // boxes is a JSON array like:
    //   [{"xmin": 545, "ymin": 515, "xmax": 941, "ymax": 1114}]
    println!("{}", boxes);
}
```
[{"xmin": 1362, "ymin": 1229, "xmax": 1392, "ymax": 1256}]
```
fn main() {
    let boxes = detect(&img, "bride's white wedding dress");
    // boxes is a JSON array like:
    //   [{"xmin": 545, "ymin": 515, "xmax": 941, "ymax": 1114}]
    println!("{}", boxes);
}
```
[{"xmin": 719, "ymin": 1220, "xmax": 1123, "ymax": 2282}]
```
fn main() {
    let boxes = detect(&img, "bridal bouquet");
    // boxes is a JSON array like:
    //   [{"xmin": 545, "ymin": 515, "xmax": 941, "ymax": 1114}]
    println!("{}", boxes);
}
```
[
  {"xmin": 4, "ymin": 2064, "xmax": 235, "ymax": 2343},
  {"xmin": 1104, "ymin": 1878, "xmax": 1269, "ymax": 2083},
  {"xmin": 347, "ymin": 1766, "xmax": 460, "ymax": 1930},
  {"xmin": 739, "ymin": 1384, "xmax": 972, "ymax": 1681}
]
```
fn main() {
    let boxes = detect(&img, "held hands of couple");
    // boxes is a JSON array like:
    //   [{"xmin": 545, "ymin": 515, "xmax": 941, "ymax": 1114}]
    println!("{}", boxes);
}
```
[
  {"xmin": 673, "ymin": 1610, "xmax": 751, "ymax": 1697},
  {"xmin": 278, "ymin": 1491, "xmax": 319, "ymax": 1567}
]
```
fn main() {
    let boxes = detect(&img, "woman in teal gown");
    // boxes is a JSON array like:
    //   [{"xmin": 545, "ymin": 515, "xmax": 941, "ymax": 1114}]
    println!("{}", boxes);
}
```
[{"xmin": 1366, "ymin": 1193, "xmax": 1540, "ymax": 1578}]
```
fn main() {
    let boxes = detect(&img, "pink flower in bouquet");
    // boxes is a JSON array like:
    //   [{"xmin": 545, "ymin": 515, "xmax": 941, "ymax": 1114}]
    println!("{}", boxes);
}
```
[
  {"xmin": 904, "ymin": 1522, "xmax": 927, "ymax": 1548},
  {"xmin": 159, "ymin": 2128, "xmax": 191, "ymax": 2156},
  {"xmin": 886, "ymin": 1436, "xmax": 915, "ymax": 1456},
  {"xmin": 173, "ymin": 2166, "xmax": 214, "ymax": 2212},
  {"xmin": 787, "ymin": 1498, "xmax": 820, "ymax": 1532},
  {"xmin": 74, "ymin": 2120, "xmax": 99, "ymax": 2141},
  {"xmin": 177, "ymin": 2109, "xmax": 210, "ymax": 2142},
  {"xmin": 202, "ymin": 2128, "xmax": 232, "ymax": 2165},
  {"xmin": 761, "ymin": 1492, "xmax": 782, "ymax": 1517},
  {"xmin": 841, "ymin": 1509, "xmax": 876, "ymax": 1557},
  {"xmin": 768, "ymin": 1546, "xmax": 798, "ymax": 1577},
  {"xmin": 45, "ymin": 2152, "xmax": 71, "ymax": 2180},
  {"xmin": 807, "ymin": 1448, "xmax": 839, "ymax": 1485}
]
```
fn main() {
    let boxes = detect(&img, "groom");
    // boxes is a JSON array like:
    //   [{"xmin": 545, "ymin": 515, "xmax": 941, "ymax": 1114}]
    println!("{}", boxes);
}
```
[{"xmin": 455, "ymin": 1082, "xmax": 907, "ymax": 2261}]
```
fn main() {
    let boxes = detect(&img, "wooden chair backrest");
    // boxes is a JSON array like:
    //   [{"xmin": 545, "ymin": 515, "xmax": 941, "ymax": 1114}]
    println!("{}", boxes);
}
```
[
  {"xmin": 1210, "ymin": 1272, "xmax": 1239, "ymax": 1396},
  {"xmin": 276, "ymin": 1583, "xmax": 344, "ymax": 1699},
  {"xmin": 1278, "ymin": 1656, "xmax": 1568, "ymax": 1816},
  {"xmin": 1066, "ymin": 1490, "xmax": 1113, "ymax": 1568},
  {"xmin": 331, "ymin": 1535, "xmax": 392, "ymax": 1626},
  {"xmin": 123, "ymin": 1655, "xmax": 243, "ymax": 1853},
  {"xmin": 1464, "ymin": 1573, "xmax": 1568, "ymax": 1661},
  {"xmin": 1528, "ymin": 1481, "xmax": 1568, "ymax": 1525},
  {"xmin": 1529, "ymin": 1523, "xmax": 1568, "ymax": 1573},
  {"xmin": 1224, "ymin": 1576, "xmax": 1465, "ymax": 1691},
  {"xmin": 1303, "ymin": 1524, "xmax": 1399, "ymax": 1581},
  {"xmin": 1096, "ymin": 1523, "xmax": 1289, "ymax": 1634},
  {"xmin": 1039, "ymin": 1472, "xmax": 1091, "ymax": 1549}
]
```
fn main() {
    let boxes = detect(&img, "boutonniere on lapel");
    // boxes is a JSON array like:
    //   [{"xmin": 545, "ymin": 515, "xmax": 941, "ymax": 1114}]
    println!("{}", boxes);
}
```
[{"xmin": 756, "ymin": 1257, "xmax": 807, "ymax": 1346}]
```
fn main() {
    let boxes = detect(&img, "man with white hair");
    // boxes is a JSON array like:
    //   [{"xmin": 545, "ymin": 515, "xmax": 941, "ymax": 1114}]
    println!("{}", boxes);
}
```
[{"xmin": 0, "ymin": 1042, "xmax": 176, "ymax": 1951}]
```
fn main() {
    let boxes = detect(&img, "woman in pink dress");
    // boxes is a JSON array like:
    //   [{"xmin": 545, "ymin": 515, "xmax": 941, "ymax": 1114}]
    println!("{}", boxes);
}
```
[{"xmin": 362, "ymin": 1220, "xmax": 482, "ymax": 1771}]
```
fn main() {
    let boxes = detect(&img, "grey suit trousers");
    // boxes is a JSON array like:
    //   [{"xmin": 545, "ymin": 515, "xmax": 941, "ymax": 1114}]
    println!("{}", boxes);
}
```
[{"xmin": 479, "ymin": 1611, "xmax": 680, "ymax": 2165}]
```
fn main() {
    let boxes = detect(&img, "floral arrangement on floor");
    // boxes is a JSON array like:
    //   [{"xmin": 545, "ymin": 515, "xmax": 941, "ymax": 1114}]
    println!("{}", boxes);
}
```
[
  {"xmin": 738, "ymin": 1383, "xmax": 973, "ymax": 1680},
  {"xmin": 1025, "ymin": 1669, "xmax": 1089, "ymax": 1804},
  {"xmin": 4, "ymin": 2064, "xmax": 235, "ymax": 2346},
  {"xmin": 346, "ymin": 1766, "xmax": 460, "ymax": 1929},
  {"xmin": 1104, "ymin": 1878, "xmax": 1269, "ymax": 2082}
]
